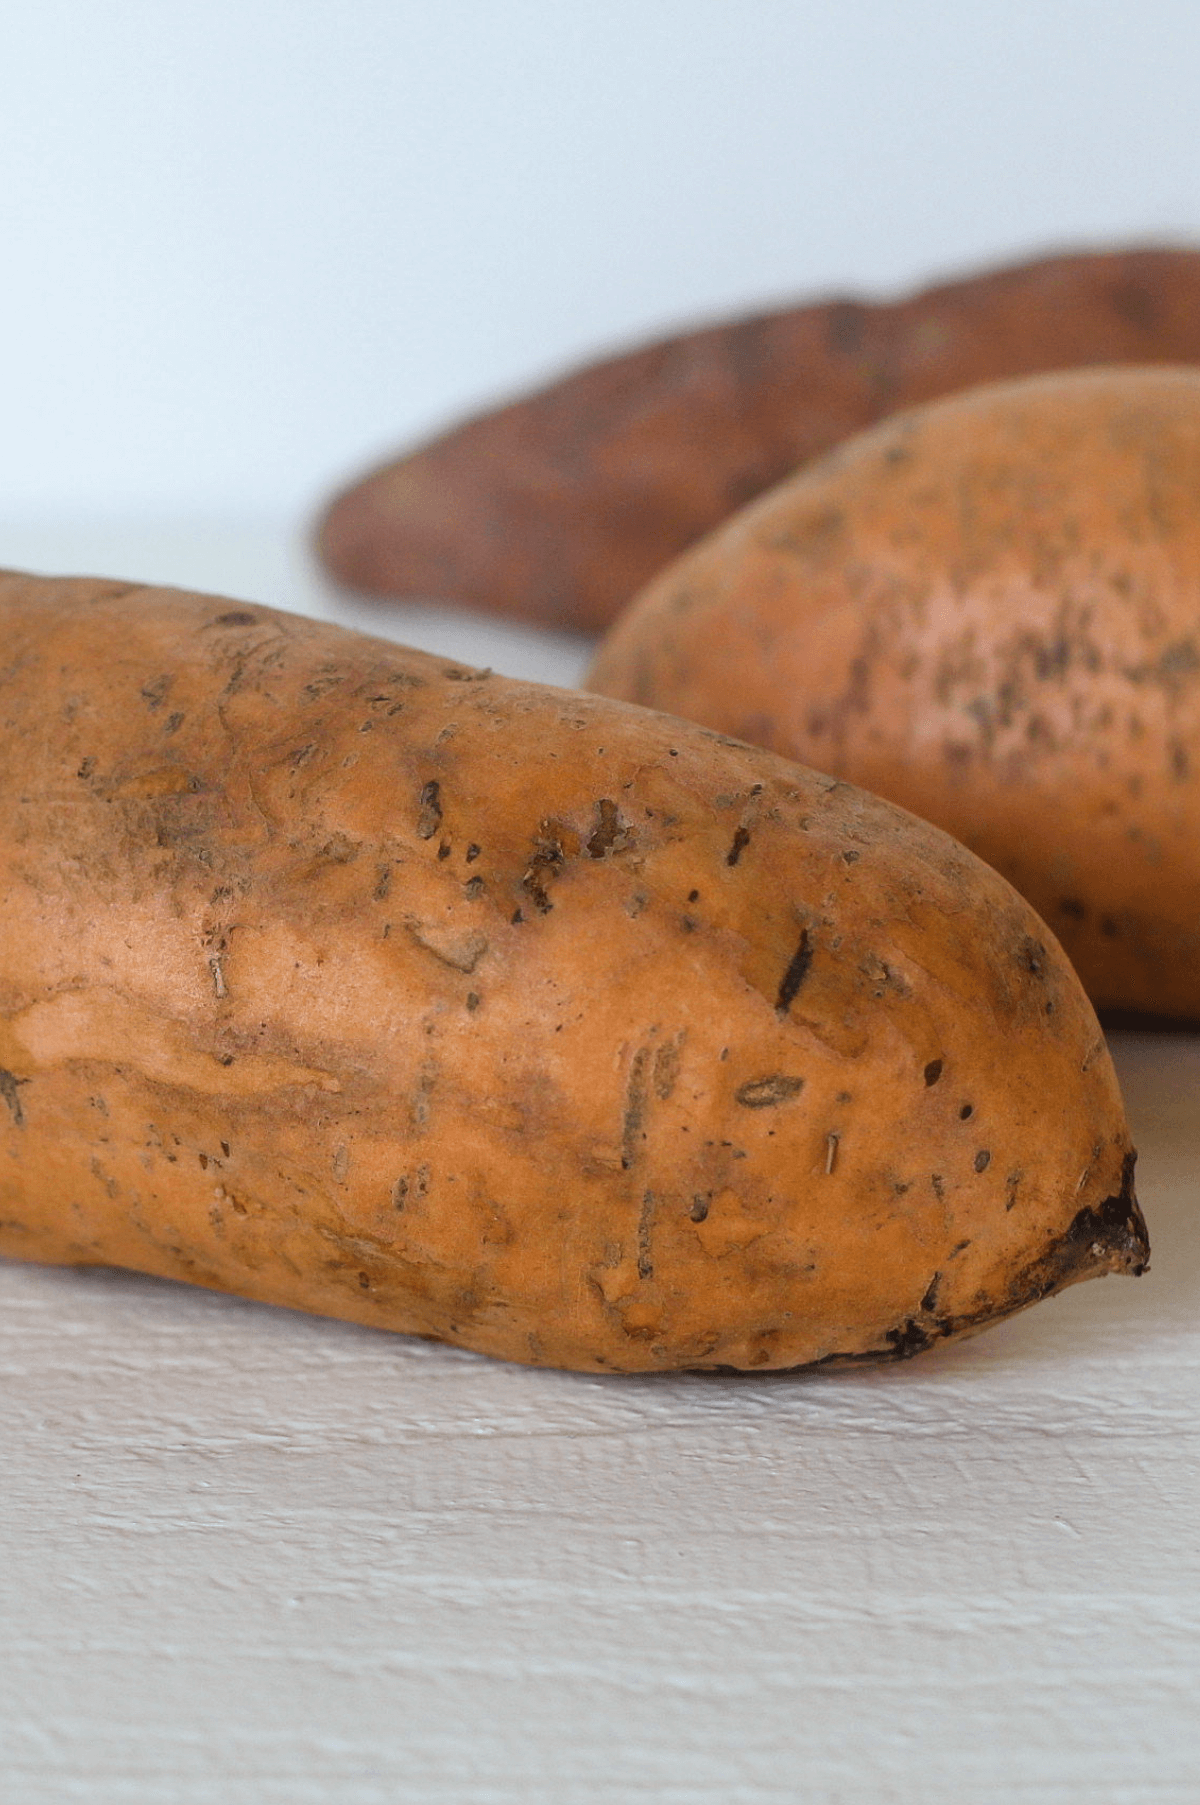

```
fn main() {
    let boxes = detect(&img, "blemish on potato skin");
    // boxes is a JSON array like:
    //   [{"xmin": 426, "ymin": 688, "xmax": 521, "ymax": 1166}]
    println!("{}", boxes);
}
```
[
  {"xmin": 775, "ymin": 927, "xmax": 813, "ymax": 1015},
  {"xmin": 0, "ymin": 1070, "xmax": 27, "ymax": 1127},
  {"xmin": 521, "ymin": 832, "xmax": 564, "ymax": 913},
  {"xmin": 416, "ymin": 781, "xmax": 442, "ymax": 840},
  {"xmin": 637, "ymin": 1191, "xmax": 655, "ymax": 1279},
  {"xmin": 621, "ymin": 1048, "xmax": 651, "ymax": 1169},
  {"xmin": 652, "ymin": 1036, "xmax": 683, "ymax": 1101},
  {"xmin": 586, "ymin": 798, "xmax": 629, "ymax": 857},
  {"xmin": 726, "ymin": 825, "xmax": 751, "ymax": 866},
  {"xmin": 735, "ymin": 1075, "xmax": 805, "ymax": 1109}
]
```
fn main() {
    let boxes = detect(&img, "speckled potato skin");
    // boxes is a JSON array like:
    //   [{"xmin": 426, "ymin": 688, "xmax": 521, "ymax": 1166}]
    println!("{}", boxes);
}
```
[
  {"xmin": 0, "ymin": 575, "xmax": 1145, "ymax": 1371},
  {"xmin": 589, "ymin": 366, "xmax": 1200, "ymax": 1022},
  {"xmin": 317, "ymin": 246, "xmax": 1200, "ymax": 631}
]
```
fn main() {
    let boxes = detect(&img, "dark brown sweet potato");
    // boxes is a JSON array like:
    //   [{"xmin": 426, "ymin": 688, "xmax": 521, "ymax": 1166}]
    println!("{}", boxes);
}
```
[{"xmin": 316, "ymin": 245, "xmax": 1200, "ymax": 631}]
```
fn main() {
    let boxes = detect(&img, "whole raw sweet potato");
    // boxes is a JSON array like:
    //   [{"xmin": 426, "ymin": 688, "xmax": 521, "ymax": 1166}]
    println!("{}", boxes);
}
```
[
  {"xmin": 0, "ymin": 574, "xmax": 1145, "ymax": 1370},
  {"xmin": 590, "ymin": 365, "xmax": 1200, "ymax": 1022},
  {"xmin": 317, "ymin": 245, "xmax": 1200, "ymax": 630}
]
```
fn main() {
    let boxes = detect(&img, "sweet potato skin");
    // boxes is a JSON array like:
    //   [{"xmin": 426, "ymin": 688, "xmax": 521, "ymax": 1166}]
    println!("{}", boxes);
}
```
[
  {"xmin": 317, "ymin": 245, "xmax": 1200, "ymax": 630},
  {"xmin": 590, "ymin": 365, "xmax": 1200, "ymax": 1022},
  {"xmin": 0, "ymin": 575, "xmax": 1144, "ymax": 1370}
]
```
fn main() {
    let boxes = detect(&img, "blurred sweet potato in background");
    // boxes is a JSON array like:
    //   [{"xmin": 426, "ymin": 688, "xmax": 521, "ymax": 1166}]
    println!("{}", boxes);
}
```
[{"xmin": 318, "ymin": 245, "xmax": 1200, "ymax": 631}]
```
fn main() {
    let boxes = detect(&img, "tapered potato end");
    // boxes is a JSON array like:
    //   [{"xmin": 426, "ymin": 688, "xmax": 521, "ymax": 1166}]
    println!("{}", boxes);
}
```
[
  {"xmin": 811, "ymin": 1151, "xmax": 1148, "ymax": 1373},
  {"xmin": 1031, "ymin": 1152, "xmax": 1149, "ymax": 1287}
]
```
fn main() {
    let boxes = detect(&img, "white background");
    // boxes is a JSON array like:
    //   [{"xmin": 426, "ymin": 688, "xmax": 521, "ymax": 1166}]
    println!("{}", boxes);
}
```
[{"xmin": 2, "ymin": 1, "xmax": 1200, "ymax": 525}]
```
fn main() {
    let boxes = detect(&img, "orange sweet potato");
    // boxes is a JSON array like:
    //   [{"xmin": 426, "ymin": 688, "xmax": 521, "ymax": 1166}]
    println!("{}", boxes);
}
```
[
  {"xmin": 317, "ymin": 245, "xmax": 1200, "ymax": 631},
  {"xmin": 590, "ymin": 365, "xmax": 1200, "ymax": 1022},
  {"xmin": 0, "ymin": 574, "xmax": 1145, "ymax": 1369}
]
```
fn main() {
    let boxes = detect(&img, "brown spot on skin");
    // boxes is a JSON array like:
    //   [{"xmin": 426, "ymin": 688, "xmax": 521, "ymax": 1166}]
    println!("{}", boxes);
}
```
[
  {"xmin": 735, "ymin": 1075, "xmax": 805, "ymax": 1109},
  {"xmin": 586, "ymin": 799, "xmax": 630, "ymax": 857},
  {"xmin": 652, "ymin": 1035, "xmax": 684, "ymax": 1101},
  {"xmin": 521, "ymin": 830, "xmax": 565, "ymax": 913},
  {"xmin": 924, "ymin": 1059, "xmax": 943, "ymax": 1086},
  {"xmin": 416, "ymin": 780, "xmax": 442, "ymax": 840}
]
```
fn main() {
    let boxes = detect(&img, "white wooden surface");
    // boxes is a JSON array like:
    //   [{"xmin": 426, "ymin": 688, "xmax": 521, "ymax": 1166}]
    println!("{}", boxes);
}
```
[{"xmin": 1, "ymin": 527, "xmax": 1197, "ymax": 1804}]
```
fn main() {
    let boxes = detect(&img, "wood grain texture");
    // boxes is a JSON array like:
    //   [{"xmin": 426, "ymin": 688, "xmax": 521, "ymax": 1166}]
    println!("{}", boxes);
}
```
[{"xmin": 2, "ymin": 1031, "xmax": 1197, "ymax": 1805}]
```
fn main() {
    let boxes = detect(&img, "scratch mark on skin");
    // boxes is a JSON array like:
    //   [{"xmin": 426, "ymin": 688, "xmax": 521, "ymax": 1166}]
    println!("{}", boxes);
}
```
[
  {"xmin": 622, "ymin": 1048, "xmax": 651, "ymax": 1169},
  {"xmin": 825, "ymin": 1131, "xmax": 840, "ymax": 1174},
  {"xmin": 209, "ymin": 956, "xmax": 227, "ymax": 999},
  {"xmin": 775, "ymin": 927, "xmax": 813, "ymax": 1014},
  {"xmin": 0, "ymin": 1069, "xmax": 27, "ymax": 1127},
  {"xmin": 652, "ymin": 1034, "xmax": 684, "ymax": 1100},
  {"xmin": 637, "ymin": 1190, "xmax": 655, "ymax": 1279},
  {"xmin": 735, "ymin": 1074, "xmax": 805, "ymax": 1109},
  {"xmin": 726, "ymin": 825, "xmax": 751, "ymax": 866}
]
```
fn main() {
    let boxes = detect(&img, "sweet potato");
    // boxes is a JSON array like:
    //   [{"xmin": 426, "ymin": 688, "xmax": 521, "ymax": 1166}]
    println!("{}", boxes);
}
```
[
  {"xmin": 0, "ymin": 574, "xmax": 1145, "ymax": 1370},
  {"xmin": 317, "ymin": 245, "xmax": 1200, "ymax": 631},
  {"xmin": 590, "ymin": 365, "xmax": 1200, "ymax": 1022}
]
